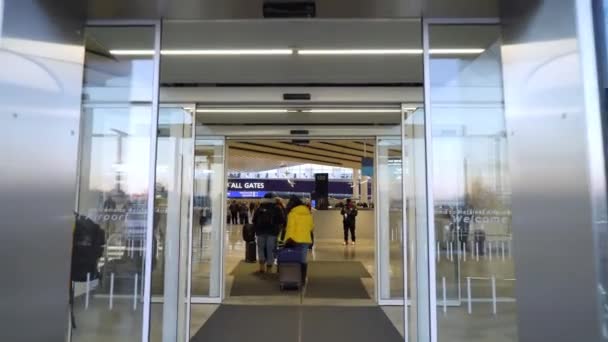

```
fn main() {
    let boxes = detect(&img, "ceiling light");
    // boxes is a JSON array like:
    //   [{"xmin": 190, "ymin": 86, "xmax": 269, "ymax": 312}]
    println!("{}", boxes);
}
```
[
  {"xmin": 109, "ymin": 48, "xmax": 485, "ymax": 56},
  {"xmin": 109, "ymin": 50, "xmax": 154, "ymax": 55},
  {"xmin": 297, "ymin": 49, "xmax": 423, "ymax": 55},
  {"xmin": 430, "ymin": 48, "xmax": 485, "ymax": 54},
  {"xmin": 196, "ymin": 109, "xmax": 289, "ymax": 113},
  {"xmin": 307, "ymin": 109, "xmax": 402, "ymax": 113},
  {"xmin": 161, "ymin": 49, "xmax": 293, "ymax": 55}
]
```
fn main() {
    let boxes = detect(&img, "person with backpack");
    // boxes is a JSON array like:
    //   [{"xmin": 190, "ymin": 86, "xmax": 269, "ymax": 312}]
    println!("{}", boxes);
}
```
[
  {"xmin": 252, "ymin": 193, "xmax": 285, "ymax": 273},
  {"xmin": 341, "ymin": 198, "xmax": 358, "ymax": 245},
  {"xmin": 283, "ymin": 195, "xmax": 314, "ymax": 280}
]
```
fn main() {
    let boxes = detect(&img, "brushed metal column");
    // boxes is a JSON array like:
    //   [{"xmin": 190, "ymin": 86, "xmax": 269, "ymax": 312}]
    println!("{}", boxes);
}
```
[
  {"xmin": 501, "ymin": 0, "xmax": 606, "ymax": 341},
  {"xmin": 0, "ymin": 1, "xmax": 85, "ymax": 341}
]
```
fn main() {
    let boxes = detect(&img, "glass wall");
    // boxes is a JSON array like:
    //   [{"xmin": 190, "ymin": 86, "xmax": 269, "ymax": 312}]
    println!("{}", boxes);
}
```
[
  {"xmin": 72, "ymin": 26, "xmax": 157, "ymax": 342},
  {"xmin": 428, "ymin": 24, "xmax": 517, "ymax": 341}
]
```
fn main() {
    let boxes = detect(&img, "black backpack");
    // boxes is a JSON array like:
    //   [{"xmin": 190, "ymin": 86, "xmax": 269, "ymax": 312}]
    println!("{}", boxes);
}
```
[
  {"xmin": 71, "ymin": 216, "xmax": 105, "ymax": 282},
  {"xmin": 242, "ymin": 224, "xmax": 256, "ymax": 242},
  {"xmin": 255, "ymin": 206, "xmax": 275, "ymax": 230}
]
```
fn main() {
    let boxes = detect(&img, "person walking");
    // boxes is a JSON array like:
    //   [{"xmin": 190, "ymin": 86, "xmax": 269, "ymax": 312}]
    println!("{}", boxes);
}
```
[
  {"xmin": 341, "ymin": 198, "xmax": 358, "ymax": 245},
  {"xmin": 252, "ymin": 193, "xmax": 285, "ymax": 274},
  {"xmin": 229, "ymin": 200, "xmax": 239, "ymax": 225},
  {"xmin": 248, "ymin": 202, "xmax": 257, "ymax": 223},
  {"xmin": 275, "ymin": 198, "xmax": 287, "ymax": 241},
  {"xmin": 283, "ymin": 195, "xmax": 314, "ymax": 282},
  {"xmin": 239, "ymin": 202, "xmax": 249, "ymax": 224}
]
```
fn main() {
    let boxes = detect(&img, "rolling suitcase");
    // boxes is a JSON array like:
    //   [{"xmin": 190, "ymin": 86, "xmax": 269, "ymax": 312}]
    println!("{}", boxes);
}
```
[
  {"xmin": 245, "ymin": 241, "xmax": 257, "ymax": 263},
  {"xmin": 277, "ymin": 247, "xmax": 302, "ymax": 290}
]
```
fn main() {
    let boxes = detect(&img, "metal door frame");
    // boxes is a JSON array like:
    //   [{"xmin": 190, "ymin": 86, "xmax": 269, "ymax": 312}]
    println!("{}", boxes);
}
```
[{"xmin": 193, "ymin": 103, "xmax": 405, "ymax": 305}]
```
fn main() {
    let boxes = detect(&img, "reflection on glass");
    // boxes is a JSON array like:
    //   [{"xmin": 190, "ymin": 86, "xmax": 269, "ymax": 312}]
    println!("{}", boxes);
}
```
[
  {"xmin": 192, "ymin": 140, "xmax": 224, "ymax": 297},
  {"xmin": 429, "ymin": 25, "xmax": 516, "ymax": 341},
  {"xmin": 593, "ymin": 1, "xmax": 608, "ymax": 335},
  {"xmin": 151, "ymin": 107, "xmax": 193, "ymax": 341},
  {"xmin": 72, "ymin": 26, "xmax": 155, "ymax": 342},
  {"xmin": 377, "ymin": 138, "xmax": 404, "ymax": 300}
]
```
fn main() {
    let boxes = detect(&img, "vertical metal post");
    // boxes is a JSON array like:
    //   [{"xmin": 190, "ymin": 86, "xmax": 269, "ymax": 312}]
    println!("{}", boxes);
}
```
[
  {"xmin": 436, "ymin": 241, "xmax": 440, "ymax": 262},
  {"xmin": 134, "ymin": 273, "xmax": 139, "ymax": 311},
  {"xmin": 85, "ymin": 272, "xmax": 90, "ymax": 309},
  {"xmin": 374, "ymin": 136, "xmax": 382, "ymax": 303},
  {"xmin": 442, "ymin": 277, "xmax": 447, "ymax": 314},
  {"xmin": 423, "ymin": 19, "xmax": 438, "ymax": 342},
  {"xmin": 400, "ymin": 105, "xmax": 410, "ymax": 342},
  {"xmin": 466, "ymin": 277, "xmax": 472, "ymax": 314},
  {"xmin": 142, "ymin": 20, "xmax": 162, "ymax": 342},
  {"xmin": 185, "ymin": 107, "xmax": 196, "ymax": 341},
  {"xmin": 491, "ymin": 276, "xmax": 497, "ymax": 315},
  {"xmin": 109, "ymin": 273, "xmax": 115, "ymax": 310},
  {"xmin": 217, "ymin": 138, "xmax": 228, "ymax": 301}
]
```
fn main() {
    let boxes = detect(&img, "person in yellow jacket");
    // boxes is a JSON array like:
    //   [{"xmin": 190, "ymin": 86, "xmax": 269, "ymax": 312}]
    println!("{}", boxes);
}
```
[{"xmin": 283, "ymin": 196, "xmax": 314, "ymax": 281}]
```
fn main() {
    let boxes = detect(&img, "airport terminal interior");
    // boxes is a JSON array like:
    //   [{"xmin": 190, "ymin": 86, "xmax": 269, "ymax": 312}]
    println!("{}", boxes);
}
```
[{"xmin": 69, "ymin": 17, "xmax": 516, "ymax": 342}]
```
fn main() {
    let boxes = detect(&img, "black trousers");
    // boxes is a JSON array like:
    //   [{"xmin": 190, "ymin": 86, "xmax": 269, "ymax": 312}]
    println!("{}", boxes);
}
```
[
  {"xmin": 239, "ymin": 213, "xmax": 248, "ymax": 224},
  {"xmin": 343, "ymin": 224, "xmax": 356, "ymax": 242},
  {"xmin": 230, "ymin": 212, "xmax": 238, "ymax": 224}
]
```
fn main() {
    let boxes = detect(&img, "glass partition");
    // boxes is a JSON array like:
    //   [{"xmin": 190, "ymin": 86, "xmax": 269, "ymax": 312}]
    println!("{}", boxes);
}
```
[
  {"xmin": 191, "ymin": 139, "xmax": 225, "ymax": 299},
  {"xmin": 150, "ymin": 106, "xmax": 193, "ymax": 341},
  {"xmin": 377, "ymin": 137, "xmax": 405, "ymax": 301},
  {"xmin": 73, "ymin": 25, "xmax": 157, "ymax": 342},
  {"xmin": 427, "ymin": 24, "xmax": 517, "ymax": 342}
]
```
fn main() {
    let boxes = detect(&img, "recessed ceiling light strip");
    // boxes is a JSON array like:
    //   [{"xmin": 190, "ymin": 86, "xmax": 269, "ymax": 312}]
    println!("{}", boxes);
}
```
[
  {"xmin": 109, "ymin": 48, "xmax": 485, "ymax": 56},
  {"xmin": 196, "ymin": 109, "xmax": 289, "ymax": 113},
  {"xmin": 162, "ymin": 49, "xmax": 293, "ymax": 55},
  {"xmin": 307, "ymin": 108, "xmax": 402, "ymax": 113},
  {"xmin": 109, "ymin": 50, "xmax": 155, "ymax": 55},
  {"xmin": 196, "ymin": 108, "xmax": 410, "ymax": 113},
  {"xmin": 297, "ymin": 49, "xmax": 423, "ymax": 55}
]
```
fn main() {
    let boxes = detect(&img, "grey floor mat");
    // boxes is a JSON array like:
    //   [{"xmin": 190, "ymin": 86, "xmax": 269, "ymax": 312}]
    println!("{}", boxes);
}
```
[
  {"xmin": 190, "ymin": 305, "xmax": 403, "ymax": 342},
  {"xmin": 229, "ymin": 261, "xmax": 286, "ymax": 296},
  {"xmin": 301, "ymin": 306, "xmax": 403, "ymax": 342},
  {"xmin": 229, "ymin": 260, "xmax": 371, "ymax": 298},
  {"xmin": 307, "ymin": 260, "xmax": 372, "ymax": 278},
  {"xmin": 304, "ymin": 276, "xmax": 370, "ymax": 299},
  {"xmin": 304, "ymin": 261, "xmax": 371, "ymax": 299},
  {"xmin": 190, "ymin": 305, "xmax": 299, "ymax": 342}
]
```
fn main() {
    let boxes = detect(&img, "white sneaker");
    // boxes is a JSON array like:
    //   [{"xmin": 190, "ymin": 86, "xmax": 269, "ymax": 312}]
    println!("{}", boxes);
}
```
[
  {"xmin": 351, "ymin": 241, "xmax": 356, "ymax": 246},
  {"xmin": 343, "ymin": 241, "xmax": 347, "ymax": 246}
]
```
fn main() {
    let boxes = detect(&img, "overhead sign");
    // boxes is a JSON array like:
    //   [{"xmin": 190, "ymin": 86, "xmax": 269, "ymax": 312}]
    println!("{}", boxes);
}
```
[
  {"xmin": 228, "ymin": 181, "xmax": 265, "ymax": 190},
  {"xmin": 228, "ymin": 191, "xmax": 267, "ymax": 198},
  {"xmin": 361, "ymin": 157, "xmax": 374, "ymax": 177}
]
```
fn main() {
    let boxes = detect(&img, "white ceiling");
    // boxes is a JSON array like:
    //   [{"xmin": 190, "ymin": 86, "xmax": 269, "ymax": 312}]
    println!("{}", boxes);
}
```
[{"xmin": 220, "ymin": 139, "xmax": 401, "ymax": 172}]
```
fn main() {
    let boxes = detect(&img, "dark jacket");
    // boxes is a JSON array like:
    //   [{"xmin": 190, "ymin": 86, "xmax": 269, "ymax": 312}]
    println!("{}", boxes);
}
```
[
  {"xmin": 341, "ymin": 205, "xmax": 358, "ymax": 226},
  {"xmin": 252, "ymin": 198, "xmax": 285, "ymax": 236}
]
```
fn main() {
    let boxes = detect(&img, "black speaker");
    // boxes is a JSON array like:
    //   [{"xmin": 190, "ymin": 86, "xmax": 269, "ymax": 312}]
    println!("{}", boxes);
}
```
[
  {"xmin": 314, "ymin": 173, "xmax": 329, "ymax": 197},
  {"xmin": 263, "ymin": 1, "xmax": 316, "ymax": 18}
]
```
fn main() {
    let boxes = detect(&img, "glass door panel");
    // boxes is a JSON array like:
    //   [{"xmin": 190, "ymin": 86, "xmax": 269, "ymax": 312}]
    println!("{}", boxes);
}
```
[
  {"xmin": 151, "ymin": 106, "xmax": 193, "ymax": 341},
  {"xmin": 74, "ymin": 25, "xmax": 157, "ymax": 342},
  {"xmin": 377, "ymin": 137, "xmax": 405, "ymax": 301},
  {"xmin": 191, "ymin": 139, "xmax": 225, "ymax": 298},
  {"xmin": 427, "ymin": 23, "xmax": 517, "ymax": 342}
]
